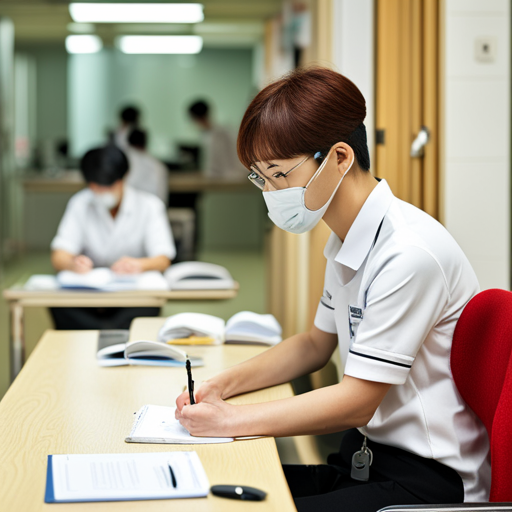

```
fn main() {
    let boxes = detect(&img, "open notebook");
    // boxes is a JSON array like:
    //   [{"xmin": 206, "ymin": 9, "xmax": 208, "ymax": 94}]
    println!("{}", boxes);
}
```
[
  {"xmin": 97, "ymin": 339, "xmax": 203, "ymax": 368},
  {"xmin": 164, "ymin": 261, "xmax": 234, "ymax": 290},
  {"xmin": 158, "ymin": 311, "xmax": 282, "ymax": 346},
  {"xmin": 126, "ymin": 404, "xmax": 234, "ymax": 444},
  {"xmin": 24, "ymin": 268, "xmax": 168, "ymax": 291},
  {"xmin": 57, "ymin": 268, "xmax": 168, "ymax": 291}
]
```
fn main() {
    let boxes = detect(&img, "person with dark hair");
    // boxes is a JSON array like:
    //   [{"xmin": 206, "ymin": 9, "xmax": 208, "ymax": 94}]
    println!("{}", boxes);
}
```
[
  {"xmin": 188, "ymin": 100, "xmax": 209, "ymax": 121},
  {"xmin": 126, "ymin": 128, "xmax": 169, "ymax": 205},
  {"xmin": 115, "ymin": 104, "xmax": 141, "ymax": 150},
  {"xmin": 188, "ymin": 99, "xmax": 242, "ymax": 177},
  {"xmin": 175, "ymin": 68, "xmax": 490, "ymax": 511},
  {"xmin": 50, "ymin": 145, "xmax": 176, "ymax": 329}
]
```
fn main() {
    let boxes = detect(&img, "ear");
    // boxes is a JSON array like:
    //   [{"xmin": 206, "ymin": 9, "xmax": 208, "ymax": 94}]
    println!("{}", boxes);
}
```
[{"xmin": 331, "ymin": 142, "xmax": 355, "ymax": 176}]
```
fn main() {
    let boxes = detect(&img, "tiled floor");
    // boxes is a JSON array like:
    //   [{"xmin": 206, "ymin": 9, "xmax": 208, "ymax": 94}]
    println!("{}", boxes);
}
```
[{"xmin": 0, "ymin": 249, "xmax": 306, "ymax": 464}]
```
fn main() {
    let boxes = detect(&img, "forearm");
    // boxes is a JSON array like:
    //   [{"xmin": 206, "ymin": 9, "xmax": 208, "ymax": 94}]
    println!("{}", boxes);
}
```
[
  {"xmin": 179, "ymin": 376, "xmax": 392, "ymax": 439},
  {"xmin": 138, "ymin": 255, "xmax": 171, "ymax": 272},
  {"xmin": 209, "ymin": 329, "xmax": 335, "ymax": 399},
  {"xmin": 234, "ymin": 384, "xmax": 372, "ymax": 437},
  {"xmin": 51, "ymin": 250, "xmax": 76, "ymax": 271}
]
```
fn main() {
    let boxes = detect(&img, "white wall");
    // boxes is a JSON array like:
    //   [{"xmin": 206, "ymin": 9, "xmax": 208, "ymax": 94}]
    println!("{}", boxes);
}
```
[
  {"xmin": 69, "ymin": 47, "xmax": 254, "ymax": 160},
  {"xmin": 331, "ymin": 0, "xmax": 374, "ymax": 165},
  {"xmin": 442, "ymin": 0, "xmax": 510, "ymax": 290},
  {"xmin": 68, "ymin": 51, "xmax": 111, "ymax": 158}
]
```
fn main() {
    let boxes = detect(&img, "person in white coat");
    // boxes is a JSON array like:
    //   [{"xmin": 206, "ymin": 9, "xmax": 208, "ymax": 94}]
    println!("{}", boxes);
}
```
[
  {"xmin": 51, "ymin": 145, "xmax": 175, "ymax": 329},
  {"xmin": 114, "ymin": 105, "xmax": 140, "ymax": 150},
  {"xmin": 188, "ymin": 100, "xmax": 242, "ymax": 178},
  {"xmin": 125, "ymin": 129, "xmax": 169, "ymax": 206}
]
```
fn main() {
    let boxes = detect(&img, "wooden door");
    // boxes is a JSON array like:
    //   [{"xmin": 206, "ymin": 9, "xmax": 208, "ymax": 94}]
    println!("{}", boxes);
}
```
[{"xmin": 375, "ymin": 0, "xmax": 439, "ymax": 219}]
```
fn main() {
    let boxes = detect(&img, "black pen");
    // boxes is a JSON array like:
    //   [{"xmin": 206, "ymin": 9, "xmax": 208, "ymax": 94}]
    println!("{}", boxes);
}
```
[
  {"xmin": 186, "ymin": 359, "xmax": 195, "ymax": 405},
  {"xmin": 167, "ymin": 463, "xmax": 177, "ymax": 488}
]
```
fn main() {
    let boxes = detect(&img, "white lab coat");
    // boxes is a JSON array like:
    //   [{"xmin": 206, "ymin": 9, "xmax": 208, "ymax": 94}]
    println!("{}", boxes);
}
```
[
  {"xmin": 202, "ymin": 125, "xmax": 244, "ymax": 178},
  {"xmin": 125, "ymin": 147, "xmax": 169, "ymax": 206}
]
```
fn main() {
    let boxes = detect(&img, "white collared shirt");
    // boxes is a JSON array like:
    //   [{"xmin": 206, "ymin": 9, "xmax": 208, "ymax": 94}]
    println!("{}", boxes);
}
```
[
  {"xmin": 314, "ymin": 179, "xmax": 490, "ymax": 502},
  {"xmin": 203, "ymin": 125, "xmax": 244, "ymax": 178},
  {"xmin": 125, "ymin": 148, "xmax": 169, "ymax": 206},
  {"xmin": 51, "ymin": 185, "xmax": 176, "ymax": 267}
]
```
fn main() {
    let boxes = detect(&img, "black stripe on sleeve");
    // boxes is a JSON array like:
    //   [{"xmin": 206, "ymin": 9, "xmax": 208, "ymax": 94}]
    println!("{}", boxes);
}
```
[
  {"xmin": 320, "ymin": 299, "xmax": 335, "ymax": 311},
  {"xmin": 349, "ymin": 349, "xmax": 412, "ymax": 368}
]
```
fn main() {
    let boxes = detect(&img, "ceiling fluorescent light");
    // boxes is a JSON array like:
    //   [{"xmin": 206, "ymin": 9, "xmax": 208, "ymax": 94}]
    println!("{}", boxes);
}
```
[
  {"xmin": 65, "ymin": 35, "xmax": 103, "ymax": 54},
  {"xmin": 69, "ymin": 3, "xmax": 204, "ymax": 24},
  {"xmin": 117, "ymin": 35, "xmax": 203, "ymax": 54}
]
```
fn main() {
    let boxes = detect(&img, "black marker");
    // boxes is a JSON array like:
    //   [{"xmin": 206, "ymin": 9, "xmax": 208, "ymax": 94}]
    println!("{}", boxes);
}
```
[
  {"xmin": 211, "ymin": 485, "xmax": 266, "ymax": 501},
  {"xmin": 168, "ymin": 463, "xmax": 177, "ymax": 488},
  {"xmin": 186, "ymin": 359, "xmax": 195, "ymax": 405}
]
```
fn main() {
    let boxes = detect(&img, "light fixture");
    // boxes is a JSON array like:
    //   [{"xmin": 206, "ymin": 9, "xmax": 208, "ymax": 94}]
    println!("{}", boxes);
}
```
[
  {"xmin": 116, "ymin": 35, "xmax": 203, "ymax": 54},
  {"xmin": 65, "ymin": 35, "xmax": 103, "ymax": 54},
  {"xmin": 69, "ymin": 3, "xmax": 204, "ymax": 24}
]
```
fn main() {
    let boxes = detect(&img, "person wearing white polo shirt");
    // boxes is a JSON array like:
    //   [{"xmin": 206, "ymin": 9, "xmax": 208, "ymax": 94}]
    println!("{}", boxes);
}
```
[
  {"xmin": 174, "ymin": 68, "xmax": 490, "ymax": 512},
  {"xmin": 50, "ymin": 145, "xmax": 176, "ymax": 330},
  {"xmin": 125, "ymin": 128, "xmax": 169, "ymax": 205}
]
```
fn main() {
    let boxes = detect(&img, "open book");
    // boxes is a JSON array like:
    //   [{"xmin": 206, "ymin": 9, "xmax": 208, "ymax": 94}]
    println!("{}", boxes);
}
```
[
  {"xmin": 126, "ymin": 404, "xmax": 234, "ymax": 444},
  {"xmin": 57, "ymin": 268, "xmax": 168, "ymax": 291},
  {"xmin": 164, "ymin": 261, "xmax": 235, "ymax": 290},
  {"xmin": 158, "ymin": 311, "xmax": 282, "ymax": 346},
  {"xmin": 45, "ymin": 451, "xmax": 209, "ymax": 503},
  {"xmin": 97, "ymin": 339, "xmax": 203, "ymax": 367}
]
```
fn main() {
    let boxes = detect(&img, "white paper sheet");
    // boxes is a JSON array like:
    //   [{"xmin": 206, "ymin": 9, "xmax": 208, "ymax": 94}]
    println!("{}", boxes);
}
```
[
  {"xmin": 126, "ymin": 404, "xmax": 233, "ymax": 444},
  {"xmin": 49, "ymin": 451, "xmax": 209, "ymax": 502}
]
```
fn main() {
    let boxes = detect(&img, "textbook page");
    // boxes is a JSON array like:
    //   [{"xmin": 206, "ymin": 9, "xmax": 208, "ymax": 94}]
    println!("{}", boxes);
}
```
[
  {"xmin": 97, "ymin": 340, "xmax": 203, "ymax": 368},
  {"xmin": 164, "ymin": 261, "xmax": 234, "ymax": 290},
  {"xmin": 46, "ymin": 451, "xmax": 209, "ymax": 503},
  {"xmin": 126, "ymin": 404, "xmax": 233, "ymax": 444},
  {"xmin": 56, "ymin": 269, "xmax": 168, "ymax": 291},
  {"xmin": 225, "ymin": 311, "xmax": 282, "ymax": 345},
  {"xmin": 158, "ymin": 313, "xmax": 225, "ymax": 344}
]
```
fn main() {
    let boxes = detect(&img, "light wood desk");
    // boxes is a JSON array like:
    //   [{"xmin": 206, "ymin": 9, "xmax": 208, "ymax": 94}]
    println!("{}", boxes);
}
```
[
  {"xmin": 3, "ymin": 285, "xmax": 238, "ymax": 381},
  {"xmin": 130, "ymin": 316, "xmax": 179, "ymax": 342},
  {"xmin": 0, "ymin": 329, "xmax": 296, "ymax": 511}
]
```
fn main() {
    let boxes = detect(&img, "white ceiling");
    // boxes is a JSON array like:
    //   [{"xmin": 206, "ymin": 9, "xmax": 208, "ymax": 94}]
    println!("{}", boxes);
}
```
[{"xmin": 0, "ymin": 0, "xmax": 282, "ymax": 45}]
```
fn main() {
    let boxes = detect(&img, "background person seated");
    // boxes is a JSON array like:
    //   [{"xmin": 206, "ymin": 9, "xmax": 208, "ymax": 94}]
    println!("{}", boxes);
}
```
[
  {"xmin": 188, "ymin": 99, "xmax": 242, "ymax": 178},
  {"xmin": 125, "ymin": 128, "xmax": 169, "ymax": 206},
  {"xmin": 50, "ymin": 145, "xmax": 176, "ymax": 330},
  {"xmin": 114, "ymin": 104, "xmax": 140, "ymax": 150}
]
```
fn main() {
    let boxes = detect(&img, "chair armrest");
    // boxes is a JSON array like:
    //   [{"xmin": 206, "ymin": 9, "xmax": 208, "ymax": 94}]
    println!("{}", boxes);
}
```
[{"xmin": 378, "ymin": 504, "xmax": 512, "ymax": 512}]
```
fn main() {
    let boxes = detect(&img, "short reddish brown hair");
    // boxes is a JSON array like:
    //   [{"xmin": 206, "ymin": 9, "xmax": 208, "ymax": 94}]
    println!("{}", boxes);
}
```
[{"xmin": 237, "ymin": 67, "xmax": 370, "ymax": 170}]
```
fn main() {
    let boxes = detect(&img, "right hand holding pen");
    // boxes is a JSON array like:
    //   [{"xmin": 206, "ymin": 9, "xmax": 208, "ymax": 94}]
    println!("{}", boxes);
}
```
[
  {"xmin": 72, "ymin": 255, "xmax": 93, "ymax": 274},
  {"xmin": 175, "ymin": 380, "xmax": 223, "ymax": 416}
]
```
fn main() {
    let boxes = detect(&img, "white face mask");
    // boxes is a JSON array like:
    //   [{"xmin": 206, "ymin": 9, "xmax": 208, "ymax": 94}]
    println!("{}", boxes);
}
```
[
  {"xmin": 262, "ymin": 153, "xmax": 354, "ymax": 234},
  {"xmin": 94, "ymin": 191, "xmax": 120, "ymax": 210}
]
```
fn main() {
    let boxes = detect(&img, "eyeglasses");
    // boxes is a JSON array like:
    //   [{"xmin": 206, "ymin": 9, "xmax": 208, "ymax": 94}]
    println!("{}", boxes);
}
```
[{"xmin": 247, "ymin": 155, "xmax": 311, "ymax": 191}]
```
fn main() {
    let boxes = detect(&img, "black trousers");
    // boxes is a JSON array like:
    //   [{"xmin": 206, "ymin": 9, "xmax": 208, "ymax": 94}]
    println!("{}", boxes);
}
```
[
  {"xmin": 283, "ymin": 429, "xmax": 464, "ymax": 512},
  {"xmin": 50, "ymin": 307, "xmax": 161, "ymax": 330}
]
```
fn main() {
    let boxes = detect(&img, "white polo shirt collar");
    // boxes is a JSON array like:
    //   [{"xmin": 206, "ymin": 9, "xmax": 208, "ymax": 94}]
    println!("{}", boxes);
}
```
[{"xmin": 324, "ymin": 179, "xmax": 394, "ymax": 284}]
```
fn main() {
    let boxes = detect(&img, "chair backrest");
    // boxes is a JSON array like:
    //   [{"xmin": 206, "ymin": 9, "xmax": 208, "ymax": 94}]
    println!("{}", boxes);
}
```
[{"xmin": 451, "ymin": 289, "xmax": 512, "ymax": 502}]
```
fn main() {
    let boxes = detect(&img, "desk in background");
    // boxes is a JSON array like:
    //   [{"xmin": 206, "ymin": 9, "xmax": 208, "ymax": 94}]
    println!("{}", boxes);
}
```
[
  {"xmin": 0, "ymin": 329, "xmax": 296, "ymax": 511},
  {"xmin": 21, "ymin": 171, "xmax": 262, "ymax": 252},
  {"xmin": 22, "ymin": 170, "xmax": 253, "ymax": 194},
  {"xmin": 3, "ymin": 284, "xmax": 238, "ymax": 381}
]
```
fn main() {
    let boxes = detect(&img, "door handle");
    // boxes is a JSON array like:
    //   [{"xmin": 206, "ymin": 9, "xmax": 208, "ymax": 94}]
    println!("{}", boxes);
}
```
[{"xmin": 410, "ymin": 126, "xmax": 430, "ymax": 157}]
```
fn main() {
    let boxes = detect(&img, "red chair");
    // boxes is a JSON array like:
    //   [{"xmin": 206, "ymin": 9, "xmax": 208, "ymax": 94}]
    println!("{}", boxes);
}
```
[{"xmin": 379, "ymin": 289, "xmax": 512, "ymax": 512}]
